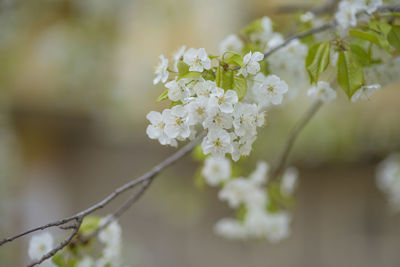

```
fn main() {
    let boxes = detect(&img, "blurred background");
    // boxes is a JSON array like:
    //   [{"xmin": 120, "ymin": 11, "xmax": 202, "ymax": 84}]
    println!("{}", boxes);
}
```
[{"xmin": 0, "ymin": 0, "xmax": 400, "ymax": 266}]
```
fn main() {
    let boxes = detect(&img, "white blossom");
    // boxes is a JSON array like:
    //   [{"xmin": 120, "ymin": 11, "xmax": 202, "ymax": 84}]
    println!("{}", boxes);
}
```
[
  {"xmin": 238, "ymin": 51, "xmax": 264, "ymax": 77},
  {"xmin": 28, "ymin": 232, "xmax": 56, "ymax": 267},
  {"xmin": 218, "ymin": 177, "xmax": 256, "ymax": 208},
  {"xmin": 76, "ymin": 257, "xmax": 95, "ymax": 267},
  {"xmin": 351, "ymin": 84, "xmax": 381, "ymax": 102},
  {"xmin": 165, "ymin": 79, "xmax": 190, "ymax": 102},
  {"xmin": 186, "ymin": 96, "xmax": 209, "ymax": 126},
  {"xmin": 232, "ymin": 103, "xmax": 258, "ymax": 137},
  {"xmin": 202, "ymin": 156, "xmax": 231, "ymax": 186},
  {"xmin": 281, "ymin": 167, "xmax": 298, "ymax": 196},
  {"xmin": 250, "ymin": 16, "xmax": 273, "ymax": 42},
  {"xmin": 146, "ymin": 110, "xmax": 177, "ymax": 147},
  {"xmin": 214, "ymin": 218, "xmax": 247, "ymax": 240},
  {"xmin": 172, "ymin": 45, "xmax": 186, "ymax": 72},
  {"xmin": 249, "ymin": 161, "xmax": 269, "ymax": 186},
  {"xmin": 252, "ymin": 73, "xmax": 288, "ymax": 107},
  {"xmin": 300, "ymin": 12, "xmax": 315, "ymax": 23},
  {"xmin": 209, "ymin": 88, "xmax": 238, "ymax": 114},
  {"xmin": 98, "ymin": 218, "xmax": 123, "ymax": 266},
  {"xmin": 202, "ymin": 128, "xmax": 233, "ymax": 157},
  {"xmin": 153, "ymin": 55, "xmax": 169, "ymax": 85},
  {"xmin": 231, "ymin": 136, "xmax": 256, "ymax": 162},
  {"xmin": 219, "ymin": 34, "xmax": 243, "ymax": 55},
  {"xmin": 203, "ymin": 109, "xmax": 233, "ymax": 130},
  {"xmin": 193, "ymin": 80, "xmax": 216, "ymax": 98},
  {"xmin": 364, "ymin": 0, "xmax": 383, "ymax": 14},
  {"xmin": 307, "ymin": 81, "xmax": 337, "ymax": 103},
  {"xmin": 183, "ymin": 48, "xmax": 211, "ymax": 72},
  {"xmin": 163, "ymin": 105, "xmax": 190, "ymax": 139},
  {"xmin": 376, "ymin": 153, "xmax": 400, "ymax": 212}
]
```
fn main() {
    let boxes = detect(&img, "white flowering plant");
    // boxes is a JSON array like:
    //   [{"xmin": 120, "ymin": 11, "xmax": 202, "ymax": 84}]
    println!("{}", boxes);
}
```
[{"xmin": 1, "ymin": 0, "xmax": 400, "ymax": 266}]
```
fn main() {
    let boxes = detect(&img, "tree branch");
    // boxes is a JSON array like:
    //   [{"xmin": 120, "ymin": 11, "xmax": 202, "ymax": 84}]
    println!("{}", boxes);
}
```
[
  {"xmin": 271, "ymin": 100, "xmax": 322, "ymax": 180},
  {"xmin": 1, "ymin": 133, "xmax": 205, "ymax": 266},
  {"xmin": 264, "ymin": 21, "xmax": 335, "ymax": 58},
  {"xmin": 275, "ymin": 0, "xmax": 339, "ymax": 15},
  {"xmin": 1, "ymin": 4, "xmax": 398, "ymax": 266},
  {"xmin": 27, "ymin": 218, "xmax": 82, "ymax": 267}
]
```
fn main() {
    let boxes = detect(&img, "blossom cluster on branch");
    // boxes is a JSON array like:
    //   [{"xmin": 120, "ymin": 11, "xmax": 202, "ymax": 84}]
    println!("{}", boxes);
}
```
[
  {"xmin": 147, "ymin": 0, "xmax": 399, "ymax": 244},
  {"xmin": 6, "ymin": 0, "xmax": 400, "ymax": 266}
]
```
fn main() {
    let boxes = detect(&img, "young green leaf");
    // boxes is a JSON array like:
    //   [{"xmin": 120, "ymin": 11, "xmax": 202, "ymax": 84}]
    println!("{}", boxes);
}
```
[
  {"xmin": 349, "ymin": 43, "xmax": 370, "ymax": 66},
  {"xmin": 232, "ymin": 74, "xmax": 247, "ymax": 101},
  {"xmin": 177, "ymin": 61, "xmax": 189, "ymax": 74},
  {"xmin": 80, "ymin": 216, "xmax": 101, "ymax": 235},
  {"xmin": 156, "ymin": 89, "xmax": 169, "ymax": 102},
  {"xmin": 224, "ymin": 52, "xmax": 244, "ymax": 67},
  {"xmin": 241, "ymin": 19, "xmax": 263, "ymax": 36},
  {"xmin": 337, "ymin": 51, "xmax": 364, "ymax": 98},
  {"xmin": 388, "ymin": 25, "xmax": 400, "ymax": 52},
  {"xmin": 306, "ymin": 42, "xmax": 331, "ymax": 84},
  {"xmin": 220, "ymin": 69, "xmax": 234, "ymax": 91},
  {"xmin": 349, "ymin": 29, "xmax": 390, "ymax": 51},
  {"xmin": 178, "ymin": 71, "xmax": 202, "ymax": 80}
]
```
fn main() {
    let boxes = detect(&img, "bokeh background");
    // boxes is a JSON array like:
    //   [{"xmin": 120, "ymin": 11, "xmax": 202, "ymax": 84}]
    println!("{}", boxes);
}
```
[{"xmin": 1, "ymin": 0, "xmax": 400, "ymax": 266}]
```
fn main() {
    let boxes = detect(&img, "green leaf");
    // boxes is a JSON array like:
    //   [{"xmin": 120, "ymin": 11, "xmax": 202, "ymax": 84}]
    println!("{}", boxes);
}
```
[
  {"xmin": 170, "ymin": 101, "xmax": 182, "ymax": 107},
  {"xmin": 178, "ymin": 71, "xmax": 202, "ymax": 80},
  {"xmin": 224, "ymin": 52, "xmax": 243, "ymax": 67},
  {"xmin": 220, "ymin": 69, "xmax": 234, "ymax": 90},
  {"xmin": 369, "ymin": 21, "xmax": 392, "ymax": 36},
  {"xmin": 241, "ymin": 19, "xmax": 263, "ymax": 36},
  {"xmin": 388, "ymin": 25, "xmax": 400, "ymax": 52},
  {"xmin": 192, "ymin": 144, "xmax": 206, "ymax": 161},
  {"xmin": 349, "ymin": 29, "xmax": 390, "ymax": 51},
  {"xmin": 202, "ymin": 69, "xmax": 215, "ymax": 81},
  {"xmin": 80, "ymin": 216, "xmax": 101, "ymax": 235},
  {"xmin": 216, "ymin": 66, "xmax": 222, "ymax": 88},
  {"xmin": 177, "ymin": 61, "xmax": 189, "ymax": 74},
  {"xmin": 259, "ymin": 60, "xmax": 270, "ymax": 76},
  {"xmin": 349, "ymin": 43, "xmax": 370, "ymax": 66},
  {"xmin": 156, "ymin": 89, "xmax": 169, "ymax": 102},
  {"xmin": 232, "ymin": 74, "xmax": 247, "ymax": 101},
  {"xmin": 242, "ymin": 43, "xmax": 263, "ymax": 54},
  {"xmin": 52, "ymin": 252, "xmax": 66, "ymax": 267},
  {"xmin": 306, "ymin": 42, "xmax": 331, "ymax": 84},
  {"xmin": 236, "ymin": 204, "xmax": 247, "ymax": 223},
  {"xmin": 337, "ymin": 51, "xmax": 364, "ymax": 98}
]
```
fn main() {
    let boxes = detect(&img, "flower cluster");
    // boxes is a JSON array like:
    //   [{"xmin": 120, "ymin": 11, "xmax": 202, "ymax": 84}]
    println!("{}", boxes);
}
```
[
  {"xmin": 74, "ymin": 218, "xmax": 123, "ymax": 267},
  {"xmin": 376, "ymin": 153, "xmax": 400, "ymax": 212},
  {"xmin": 208, "ymin": 161, "xmax": 298, "ymax": 242},
  {"xmin": 147, "ymin": 43, "xmax": 289, "ymax": 161},
  {"xmin": 335, "ymin": 0, "xmax": 383, "ymax": 32},
  {"xmin": 220, "ymin": 17, "xmax": 309, "ymax": 98}
]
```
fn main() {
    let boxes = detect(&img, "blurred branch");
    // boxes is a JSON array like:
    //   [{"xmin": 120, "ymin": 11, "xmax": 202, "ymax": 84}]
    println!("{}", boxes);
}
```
[
  {"xmin": 271, "ymin": 100, "xmax": 323, "ymax": 180},
  {"xmin": 264, "ymin": 21, "xmax": 335, "ymax": 58},
  {"xmin": 275, "ymin": 0, "xmax": 339, "ymax": 15},
  {"xmin": 27, "ymin": 218, "xmax": 82, "ymax": 267},
  {"xmin": 0, "ymin": 132, "xmax": 205, "ymax": 266},
  {"xmin": 0, "ymin": 4, "xmax": 398, "ymax": 266},
  {"xmin": 266, "ymin": 4, "xmax": 399, "ymax": 59}
]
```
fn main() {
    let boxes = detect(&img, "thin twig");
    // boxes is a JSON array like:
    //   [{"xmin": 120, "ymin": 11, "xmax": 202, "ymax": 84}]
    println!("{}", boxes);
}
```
[
  {"xmin": 75, "ymin": 178, "xmax": 154, "ymax": 245},
  {"xmin": 264, "ymin": 21, "xmax": 335, "ymax": 58},
  {"xmin": 2, "ymin": 4, "xmax": 398, "ymax": 265},
  {"xmin": 27, "ymin": 218, "xmax": 82, "ymax": 267},
  {"xmin": 1, "ymin": 133, "xmax": 204, "ymax": 246},
  {"xmin": 271, "ymin": 100, "xmax": 323, "ymax": 180},
  {"xmin": 275, "ymin": 0, "xmax": 339, "ymax": 15}
]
